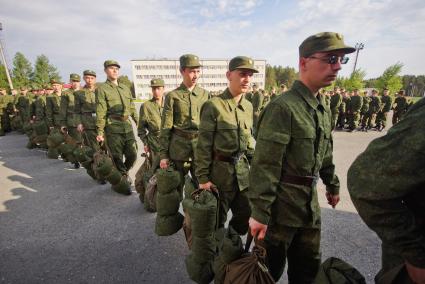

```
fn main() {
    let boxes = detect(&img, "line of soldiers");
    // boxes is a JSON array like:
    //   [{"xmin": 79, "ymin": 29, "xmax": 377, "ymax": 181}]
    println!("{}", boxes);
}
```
[{"xmin": 324, "ymin": 87, "xmax": 413, "ymax": 132}]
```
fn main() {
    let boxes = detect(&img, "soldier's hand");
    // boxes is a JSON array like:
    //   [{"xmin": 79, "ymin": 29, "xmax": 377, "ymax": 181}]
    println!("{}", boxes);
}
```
[
  {"xmin": 144, "ymin": 145, "xmax": 150, "ymax": 154},
  {"xmin": 249, "ymin": 217, "xmax": 268, "ymax": 240},
  {"xmin": 60, "ymin": 126, "xmax": 67, "ymax": 134},
  {"xmin": 77, "ymin": 124, "xmax": 84, "ymax": 133},
  {"xmin": 199, "ymin": 181, "xmax": 213, "ymax": 190},
  {"xmin": 160, "ymin": 159, "xmax": 169, "ymax": 169},
  {"xmin": 96, "ymin": 135, "xmax": 104, "ymax": 142},
  {"xmin": 405, "ymin": 261, "xmax": 425, "ymax": 284},
  {"xmin": 326, "ymin": 192, "xmax": 340, "ymax": 209}
]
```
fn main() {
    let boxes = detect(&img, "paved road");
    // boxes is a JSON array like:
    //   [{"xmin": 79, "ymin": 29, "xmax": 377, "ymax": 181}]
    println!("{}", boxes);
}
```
[{"xmin": 0, "ymin": 126, "xmax": 387, "ymax": 283}]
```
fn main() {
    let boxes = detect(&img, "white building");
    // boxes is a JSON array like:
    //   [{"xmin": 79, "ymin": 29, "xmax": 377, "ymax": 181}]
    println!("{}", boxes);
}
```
[{"xmin": 131, "ymin": 58, "xmax": 266, "ymax": 100}]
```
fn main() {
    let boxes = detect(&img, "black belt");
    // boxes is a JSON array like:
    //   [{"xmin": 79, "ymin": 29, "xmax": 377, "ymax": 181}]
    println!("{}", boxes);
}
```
[
  {"xmin": 172, "ymin": 128, "xmax": 198, "ymax": 140},
  {"xmin": 281, "ymin": 174, "xmax": 318, "ymax": 187},
  {"xmin": 213, "ymin": 150, "xmax": 244, "ymax": 165},
  {"xmin": 109, "ymin": 115, "xmax": 128, "ymax": 121}
]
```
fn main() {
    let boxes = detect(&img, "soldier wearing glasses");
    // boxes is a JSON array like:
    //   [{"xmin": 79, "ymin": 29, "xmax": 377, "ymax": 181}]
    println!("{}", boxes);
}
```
[{"xmin": 248, "ymin": 32, "xmax": 355, "ymax": 283}]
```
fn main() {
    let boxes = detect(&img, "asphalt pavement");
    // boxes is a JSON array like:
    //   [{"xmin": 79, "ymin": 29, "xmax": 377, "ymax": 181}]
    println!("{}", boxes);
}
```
[{"xmin": 0, "ymin": 125, "xmax": 388, "ymax": 284}]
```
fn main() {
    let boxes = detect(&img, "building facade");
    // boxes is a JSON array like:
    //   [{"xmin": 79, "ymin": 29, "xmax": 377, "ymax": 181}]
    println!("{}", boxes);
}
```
[{"xmin": 131, "ymin": 58, "xmax": 266, "ymax": 100}]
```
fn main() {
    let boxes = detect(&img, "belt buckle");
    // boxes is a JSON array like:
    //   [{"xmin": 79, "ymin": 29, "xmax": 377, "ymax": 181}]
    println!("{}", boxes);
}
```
[
  {"xmin": 232, "ymin": 153, "xmax": 243, "ymax": 165},
  {"xmin": 91, "ymin": 113, "xmax": 96, "ymax": 117}
]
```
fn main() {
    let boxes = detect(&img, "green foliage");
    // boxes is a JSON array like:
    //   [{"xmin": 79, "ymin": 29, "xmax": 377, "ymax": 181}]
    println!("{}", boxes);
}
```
[
  {"xmin": 265, "ymin": 65, "xmax": 298, "ymax": 90},
  {"xmin": 334, "ymin": 69, "xmax": 366, "ymax": 90},
  {"xmin": 265, "ymin": 64, "xmax": 276, "ymax": 90},
  {"xmin": 118, "ymin": 75, "xmax": 135, "ymax": 97},
  {"xmin": 12, "ymin": 52, "xmax": 33, "ymax": 88},
  {"xmin": 0, "ymin": 64, "xmax": 10, "ymax": 89},
  {"xmin": 32, "ymin": 54, "xmax": 61, "ymax": 84},
  {"xmin": 402, "ymin": 74, "xmax": 425, "ymax": 97},
  {"xmin": 375, "ymin": 63, "xmax": 403, "ymax": 94}
]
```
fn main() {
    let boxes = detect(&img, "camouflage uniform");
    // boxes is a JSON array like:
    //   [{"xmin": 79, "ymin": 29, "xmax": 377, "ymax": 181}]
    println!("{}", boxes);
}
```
[
  {"xmin": 15, "ymin": 90, "xmax": 31, "ymax": 129},
  {"xmin": 0, "ymin": 90, "xmax": 6, "ymax": 136},
  {"xmin": 336, "ymin": 94, "xmax": 347, "ymax": 129},
  {"xmin": 348, "ymin": 93, "xmax": 363, "ymax": 131},
  {"xmin": 392, "ymin": 94, "xmax": 408, "ymax": 125},
  {"xmin": 96, "ymin": 62, "xmax": 138, "ymax": 175},
  {"xmin": 75, "ymin": 85, "xmax": 98, "ymax": 150},
  {"xmin": 196, "ymin": 79, "xmax": 255, "ymax": 234},
  {"xmin": 248, "ymin": 80, "xmax": 340, "ymax": 282},
  {"xmin": 362, "ymin": 94, "xmax": 381, "ymax": 129},
  {"xmin": 30, "ymin": 93, "xmax": 48, "ymax": 148},
  {"xmin": 330, "ymin": 92, "xmax": 342, "ymax": 130},
  {"xmin": 61, "ymin": 87, "xmax": 82, "ymax": 144},
  {"xmin": 376, "ymin": 93, "xmax": 393, "ymax": 130},
  {"xmin": 251, "ymin": 89, "xmax": 264, "ymax": 132},
  {"xmin": 348, "ymin": 97, "xmax": 425, "ymax": 283}
]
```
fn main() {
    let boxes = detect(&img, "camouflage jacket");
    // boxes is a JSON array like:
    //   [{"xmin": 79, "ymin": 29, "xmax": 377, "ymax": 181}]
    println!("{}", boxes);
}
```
[
  {"xmin": 348, "ymin": 98, "xmax": 425, "ymax": 268},
  {"xmin": 195, "ymin": 89, "xmax": 255, "ymax": 192},
  {"xmin": 380, "ymin": 95, "xmax": 393, "ymax": 112},
  {"xmin": 248, "ymin": 80, "xmax": 339, "ymax": 228},
  {"xmin": 75, "ymin": 87, "xmax": 97, "ymax": 130},
  {"xmin": 330, "ymin": 93, "xmax": 342, "ymax": 112},
  {"xmin": 159, "ymin": 83, "xmax": 210, "ymax": 160},
  {"xmin": 369, "ymin": 96, "xmax": 382, "ymax": 113},
  {"xmin": 31, "ymin": 95, "xmax": 47, "ymax": 121},
  {"xmin": 60, "ymin": 89, "xmax": 80, "ymax": 127},
  {"xmin": 138, "ymin": 98, "xmax": 163, "ymax": 153},
  {"xmin": 251, "ymin": 91, "xmax": 264, "ymax": 113},
  {"xmin": 394, "ymin": 96, "xmax": 408, "ymax": 112},
  {"xmin": 46, "ymin": 93, "xmax": 65, "ymax": 127},
  {"xmin": 95, "ymin": 80, "xmax": 138, "ymax": 136},
  {"xmin": 349, "ymin": 95, "xmax": 363, "ymax": 113}
]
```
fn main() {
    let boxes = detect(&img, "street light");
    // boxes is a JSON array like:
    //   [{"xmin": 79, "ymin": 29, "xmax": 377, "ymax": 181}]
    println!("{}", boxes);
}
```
[
  {"xmin": 0, "ymin": 22, "xmax": 14, "ymax": 90},
  {"xmin": 351, "ymin": 42, "xmax": 364, "ymax": 77}
]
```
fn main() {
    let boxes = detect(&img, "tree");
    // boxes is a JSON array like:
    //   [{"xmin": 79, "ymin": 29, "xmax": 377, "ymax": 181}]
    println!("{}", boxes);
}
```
[
  {"xmin": 333, "ymin": 69, "xmax": 366, "ymax": 90},
  {"xmin": 32, "ymin": 54, "xmax": 61, "ymax": 84},
  {"xmin": 12, "ymin": 52, "xmax": 33, "ymax": 88},
  {"xmin": 375, "ymin": 63, "xmax": 403, "ymax": 95},
  {"xmin": 276, "ymin": 66, "xmax": 298, "ymax": 88},
  {"xmin": 0, "ymin": 64, "xmax": 10, "ymax": 89},
  {"xmin": 118, "ymin": 75, "xmax": 135, "ymax": 97},
  {"xmin": 265, "ymin": 64, "xmax": 276, "ymax": 90}
]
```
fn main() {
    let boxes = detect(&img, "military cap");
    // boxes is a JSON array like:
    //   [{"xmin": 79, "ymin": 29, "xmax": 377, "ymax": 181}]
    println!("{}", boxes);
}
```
[
  {"xmin": 104, "ymin": 60, "xmax": 121, "ymax": 68},
  {"xmin": 44, "ymin": 83, "xmax": 53, "ymax": 90},
  {"xmin": 150, "ymin": 78, "xmax": 164, "ymax": 87},
  {"xmin": 83, "ymin": 70, "xmax": 97, "ymax": 77},
  {"xmin": 299, "ymin": 32, "xmax": 356, "ymax": 58},
  {"xmin": 372, "ymin": 89, "xmax": 378, "ymax": 93},
  {"xmin": 383, "ymin": 87, "xmax": 389, "ymax": 91},
  {"xmin": 252, "ymin": 83, "xmax": 257, "ymax": 87},
  {"xmin": 179, "ymin": 54, "xmax": 201, "ymax": 68},
  {"xmin": 20, "ymin": 86, "xmax": 28, "ymax": 91},
  {"xmin": 70, "ymin": 73, "xmax": 81, "ymax": 82},
  {"xmin": 228, "ymin": 56, "xmax": 259, "ymax": 73},
  {"xmin": 50, "ymin": 78, "xmax": 62, "ymax": 85},
  {"xmin": 399, "ymin": 90, "xmax": 405, "ymax": 95}
]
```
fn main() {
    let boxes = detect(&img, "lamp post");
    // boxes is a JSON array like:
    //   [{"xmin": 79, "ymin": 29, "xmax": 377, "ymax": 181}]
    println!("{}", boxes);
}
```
[
  {"xmin": 0, "ymin": 22, "xmax": 14, "ymax": 90},
  {"xmin": 351, "ymin": 42, "xmax": 364, "ymax": 77}
]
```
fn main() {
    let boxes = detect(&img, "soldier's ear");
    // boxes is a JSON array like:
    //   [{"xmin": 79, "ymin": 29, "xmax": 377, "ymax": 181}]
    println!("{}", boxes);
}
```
[{"xmin": 226, "ymin": 71, "xmax": 231, "ymax": 81}]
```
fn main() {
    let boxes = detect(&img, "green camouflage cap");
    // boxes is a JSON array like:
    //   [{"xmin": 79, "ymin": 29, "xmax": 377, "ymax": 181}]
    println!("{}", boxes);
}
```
[
  {"xmin": 299, "ymin": 32, "xmax": 356, "ymax": 57},
  {"xmin": 70, "ymin": 73, "xmax": 81, "ymax": 82},
  {"xmin": 179, "ymin": 54, "xmax": 201, "ymax": 68},
  {"xmin": 104, "ymin": 60, "xmax": 121, "ymax": 68},
  {"xmin": 150, "ymin": 78, "xmax": 164, "ymax": 87},
  {"xmin": 20, "ymin": 86, "xmax": 28, "ymax": 91},
  {"xmin": 228, "ymin": 56, "xmax": 259, "ymax": 73},
  {"xmin": 50, "ymin": 78, "xmax": 62, "ymax": 85},
  {"xmin": 83, "ymin": 70, "xmax": 97, "ymax": 77}
]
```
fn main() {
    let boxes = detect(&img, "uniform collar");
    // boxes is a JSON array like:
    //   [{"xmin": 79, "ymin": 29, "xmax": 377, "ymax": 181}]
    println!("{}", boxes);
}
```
[
  {"xmin": 106, "ymin": 79, "xmax": 121, "ymax": 88},
  {"xmin": 179, "ymin": 83, "xmax": 202, "ymax": 96},
  {"xmin": 293, "ymin": 80, "xmax": 325, "ymax": 111},
  {"xmin": 221, "ymin": 88, "xmax": 248, "ymax": 112}
]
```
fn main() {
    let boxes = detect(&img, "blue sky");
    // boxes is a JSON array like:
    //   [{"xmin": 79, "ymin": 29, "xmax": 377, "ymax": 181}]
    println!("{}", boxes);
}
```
[{"xmin": 0, "ymin": 0, "xmax": 424, "ymax": 82}]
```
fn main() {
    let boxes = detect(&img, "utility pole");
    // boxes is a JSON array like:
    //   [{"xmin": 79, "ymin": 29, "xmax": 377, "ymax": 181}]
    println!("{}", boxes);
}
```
[
  {"xmin": 0, "ymin": 22, "xmax": 14, "ymax": 90},
  {"xmin": 351, "ymin": 42, "xmax": 364, "ymax": 77}
]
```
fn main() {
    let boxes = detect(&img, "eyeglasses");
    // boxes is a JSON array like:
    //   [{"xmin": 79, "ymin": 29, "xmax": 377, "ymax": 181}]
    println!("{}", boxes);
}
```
[{"xmin": 308, "ymin": 55, "xmax": 349, "ymax": 64}]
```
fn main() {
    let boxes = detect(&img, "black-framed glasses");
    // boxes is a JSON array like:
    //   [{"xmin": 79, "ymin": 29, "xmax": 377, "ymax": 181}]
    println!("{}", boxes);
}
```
[{"xmin": 309, "ymin": 55, "xmax": 349, "ymax": 64}]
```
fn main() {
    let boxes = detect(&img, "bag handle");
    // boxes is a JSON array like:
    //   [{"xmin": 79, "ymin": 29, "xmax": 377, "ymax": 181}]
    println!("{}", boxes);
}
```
[{"xmin": 244, "ymin": 231, "xmax": 254, "ymax": 253}]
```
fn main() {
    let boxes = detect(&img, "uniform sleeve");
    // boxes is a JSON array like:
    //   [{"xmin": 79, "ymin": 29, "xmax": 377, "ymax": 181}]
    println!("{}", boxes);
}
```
[
  {"xmin": 138, "ymin": 103, "xmax": 149, "ymax": 146},
  {"xmin": 74, "ymin": 92, "xmax": 82, "ymax": 126},
  {"xmin": 59, "ymin": 94, "xmax": 68, "ymax": 127},
  {"xmin": 348, "ymin": 105, "xmax": 425, "ymax": 267},
  {"xmin": 195, "ymin": 101, "xmax": 216, "ymax": 184},
  {"xmin": 319, "ymin": 128, "xmax": 340, "ymax": 194},
  {"xmin": 248, "ymin": 102, "xmax": 291, "ymax": 225},
  {"xmin": 95, "ymin": 87, "xmax": 107, "ymax": 136},
  {"xmin": 130, "ymin": 97, "xmax": 138, "ymax": 126},
  {"xmin": 45, "ymin": 97, "xmax": 54, "ymax": 128},
  {"xmin": 159, "ymin": 93, "xmax": 174, "ymax": 160}
]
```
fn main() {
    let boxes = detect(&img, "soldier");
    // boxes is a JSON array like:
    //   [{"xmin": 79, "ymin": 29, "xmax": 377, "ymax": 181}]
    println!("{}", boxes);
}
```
[
  {"xmin": 330, "ymin": 87, "xmax": 343, "ymax": 130},
  {"xmin": 251, "ymin": 84, "xmax": 265, "ymax": 132},
  {"xmin": 245, "ymin": 83, "xmax": 257, "ymax": 103},
  {"xmin": 248, "ymin": 32, "xmax": 353, "ymax": 283},
  {"xmin": 347, "ymin": 88, "xmax": 363, "ymax": 132},
  {"xmin": 96, "ymin": 60, "xmax": 138, "ymax": 192},
  {"xmin": 29, "ymin": 85, "xmax": 48, "ymax": 149},
  {"xmin": 375, "ymin": 87, "xmax": 393, "ymax": 131},
  {"xmin": 195, "ymin": 56, "xmax": 256, "ymax": 234},
  {"xmin": 392, "ymin": 89, "xmax": 408, "ymax": 125},
  {"xmin": 348, "ymin": 98, "xmax": 425, "ymax": 284},
  {"xmin": 60, "ymin": 74, "xmax": 82, "ymax": 168},
  {"xmin": 361, "ymin": 89, "xmax": 381, "ymax": 131},
  {"xmin": 159, "ymin": 54, "xmax": 210, "ymax": 193},
  {"xmin": 359, "ymin": 90, "xmax": 370, "ymax": 128},
  {"xmin": 336, "ymin": 89, "xmax": 348, "ymax": 129},
  {"xmin": 0, "ymin": 87, "xmax": 7, "ymax": 136},
  {"xmin": 15, "ymin": 86, "xmax": 31, "ymax": 130},
  {"xmin": 138, "ymin": 78, "xmax": 165, "ymax": 176}
]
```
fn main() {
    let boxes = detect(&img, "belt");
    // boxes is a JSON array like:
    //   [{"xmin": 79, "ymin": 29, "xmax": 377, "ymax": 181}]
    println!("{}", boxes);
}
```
[
  {"xmin": 281, "ymin": 174, "xmax": 318, "ymax": 187},
  {"xmin": 109, "ymin": 114, "xmax": 128, "ymax": 121},
  {"xmin": 82, "ymin": 112, "xmax": 96, "ymax": 117},
  {"xmin": 172, "ymin": 128, "xmax": 198, "ymax": 140},
  {"xmin": 213, "ymin": 150, "xmax": 244, "ymax": 165}
]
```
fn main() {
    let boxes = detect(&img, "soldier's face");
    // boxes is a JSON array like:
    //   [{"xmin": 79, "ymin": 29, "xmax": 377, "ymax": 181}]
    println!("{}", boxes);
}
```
[
  {"xmin": 227, "ymin": 69, "xmax": 254, "ymax": 94},
  {"xmin": 152, "ymin": 86, "xmax": 164, "ymax": 100},
  {"xmin": 383, "ymin": 90, "xmax": 389, "ymax": 95},
  {"xmin": 52, "ymin": 83, "xmax": 62, "ymax": 93},
  {"xmin": 84, "ymin": 75, "xmax": 96, "ymax": 87},
  {"xmin": 71, "ymin": 81, "xmax": 80, "ymax": 90},
  {"xmin": 181, "ymin": 67, "xmax": 201, "ymax": 87},
  {"xmin": 105, "ymin": 66, "xmax": 120, "ymax": 80},
  {"xmin": 45, "ymin": 90, "xmax": 52, "ymax": 95},
  {"xmin": 301, "ymin": 51, "xmax": 345, "ymax": 88}
]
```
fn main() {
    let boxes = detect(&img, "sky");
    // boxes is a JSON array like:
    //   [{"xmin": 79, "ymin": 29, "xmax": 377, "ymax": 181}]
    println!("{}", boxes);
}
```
[{"xmin": 0, "ymin": 0, "xmax": 424, "ymax": 82}]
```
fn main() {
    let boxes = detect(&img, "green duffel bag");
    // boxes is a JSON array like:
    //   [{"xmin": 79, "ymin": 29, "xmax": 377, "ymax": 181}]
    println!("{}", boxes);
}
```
[
  {"xmin": 191, "ymin": 234, "xmax": 216, "ymax": 263},
  {"xmin": 11, "ymin": 116, "xmax": 22, "ymax": 130},
  {"xmin": 314, "ymin": 257, "xmax": 366, "ymax": 284},
  {"xmin": 23, "ymin": 121, "xmax": 33, "ymax": 135},
  {"xmin": 156, "ymin": 190, "xmax": 180, "ymax": 216},
  {"xmin": 106, "ymin": 168, "xmax": 122, "ymax": 185},
  {"xmin": 219, "ymin": 226, "xmax": 243, "ymax": 264},
  {"xmin": 47, "ymin": 130, "xmax": 64, "ymax": 148},
  {"xmin": 213, "ymin": 256, "xmax": 227, "ymax": 284},
  {"xmin": 183, "ymin": 189, "xmax": 218, "ymax": 238},
  {"xmin": 33, "ymin": 121, "xmax": 48, "ymax": 136},
  {"xmin": 47, "ymin": 147, "xmax": 59, "ymax": 159},
  {"xmin": 154, "ymin": 212, "xmax": 184, "ymax": 236},
  {"xmin": 156, "ymin": 167, "xmax": 180, "ymax": 194},
  {"xmin": 93, "ymin": 151, "xmax": 114, "ymax": 178},
  {"xmin": 143, "ymin": 174, "xmax": 157, "ymax": 212},
  {"xmin": 135, "ymin": 153, "xmax": 151, "ymax": 196},
  {"xmin": 185, "ymin": 254, "xmax": 214, "ymax": 284},
  {"xmin": 73, "ymin": 146, "xmax": 89, "ymax": 163},
  {"xmin": 111, "ymin": 176, "xmax": 131, "ymax": 195},
  {"xmin": 184, "ymin": 175, "xmax": 197, "ymax": 199}
]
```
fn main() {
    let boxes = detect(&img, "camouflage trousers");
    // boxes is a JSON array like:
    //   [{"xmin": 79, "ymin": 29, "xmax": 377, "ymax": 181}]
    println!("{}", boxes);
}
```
[
  {"xmin": 392, "ymin": 110, "xmax": 406, "ymax": 125},
  {"xmin": 259, "ymin": 224, "xmax": 321, "ymax": 284},
  {"xmin": 361, "ymin": 112, "xmax": 378, "ymax": 128},
  {"xmin": 66, "ymin": 126, "xmax": 82, "ymax": 144},
  {"xmin": 330, "ymin": 110, "xmax": 339, "ymax": 130},
  {"xmin": 82, "ymin": 129, "xmax": 99, "ymax": 151},
  {"xmin": 217, "ymin": 185, "xmax": 250, "ymax": 235},
  {"xmin": 105, "ymin": 130, "xmax": 138, "ymax": 175},
  {"xmin": 376, "ymin": 111, "xmax": 389, "ymax": 129},
  {"xmin": 348, "ymin": 112, "xmax": 361, "ymax": 130}
]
